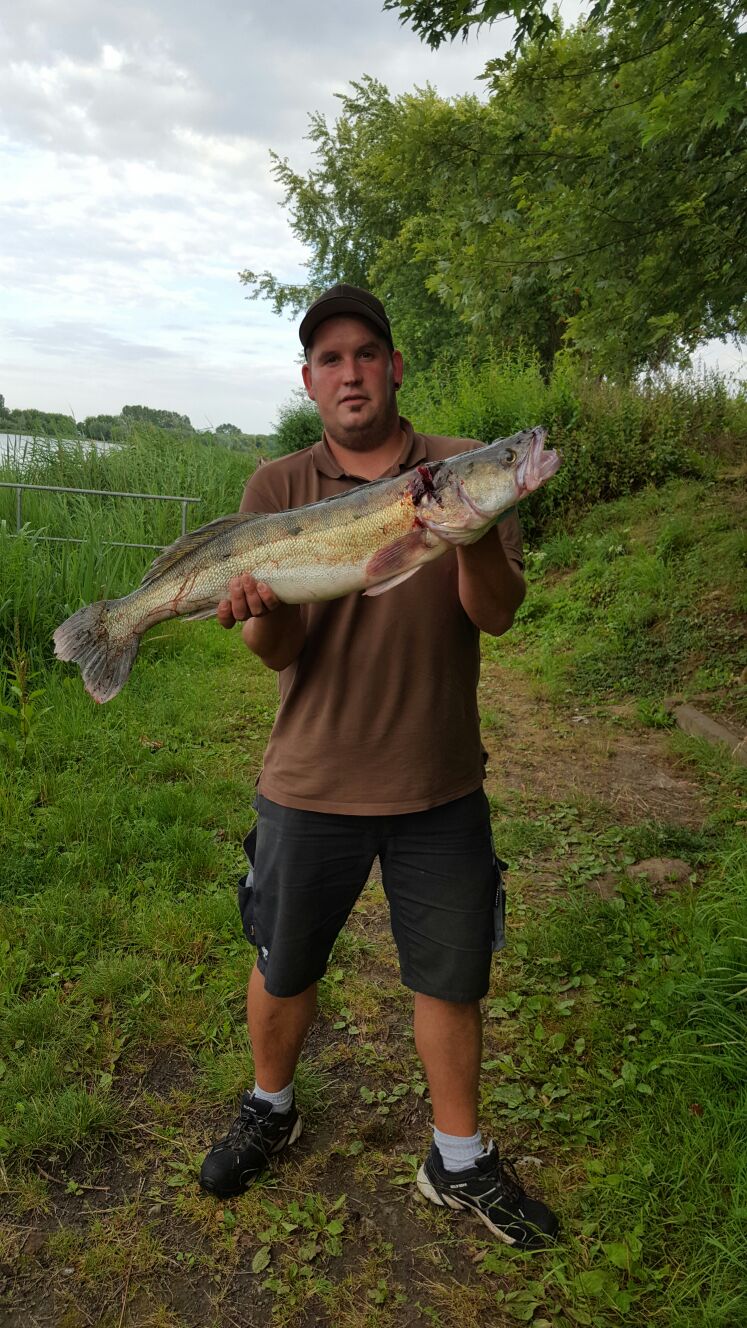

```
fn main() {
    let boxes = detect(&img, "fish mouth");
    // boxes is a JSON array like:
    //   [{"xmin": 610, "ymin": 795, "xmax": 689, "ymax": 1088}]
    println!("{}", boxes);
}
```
[{"xmin": 515, "ymin": 426, "xmax": 561, "ymax": 496}]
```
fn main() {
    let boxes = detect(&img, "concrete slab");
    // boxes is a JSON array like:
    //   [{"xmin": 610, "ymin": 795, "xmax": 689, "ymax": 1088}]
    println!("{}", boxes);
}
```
[{"xmin": 673, "ymin": 704, "xmax": 747, "ymax": 766}]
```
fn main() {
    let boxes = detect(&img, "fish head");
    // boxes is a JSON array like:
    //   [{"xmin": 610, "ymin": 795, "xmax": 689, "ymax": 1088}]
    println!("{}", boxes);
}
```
[
  {"xmin": 456, "ymin": 427, "xmax": 561, "ymax": 519},
  {"xmin": 407, "ymin": 428, "xmax": 560, "ymax": 544}
]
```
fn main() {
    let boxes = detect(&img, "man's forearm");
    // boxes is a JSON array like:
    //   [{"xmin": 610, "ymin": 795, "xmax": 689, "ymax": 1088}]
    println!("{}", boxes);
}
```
[
  {"xmin": 242, "ymin": 604, "xmax": 306, "ymax": 671},
  {"xmin": 457, "ymin": 527, "xmax": 526, "ymax": 637}
]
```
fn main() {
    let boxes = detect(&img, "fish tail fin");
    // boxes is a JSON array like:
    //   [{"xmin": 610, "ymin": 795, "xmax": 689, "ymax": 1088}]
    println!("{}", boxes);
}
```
[{"xmin": 53, "ymin": 600, "xmax": 140, "ymax": 704}]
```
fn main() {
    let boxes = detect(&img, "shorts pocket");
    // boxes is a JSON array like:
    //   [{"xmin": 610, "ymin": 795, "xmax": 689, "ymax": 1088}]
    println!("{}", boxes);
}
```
[
  {"xmin": 237, "ymin": 826, "xmax": 258, "ymax": 946},
  {"xmin": 492, "ymin": 854, "xmax": 508, "ymax": 953}
]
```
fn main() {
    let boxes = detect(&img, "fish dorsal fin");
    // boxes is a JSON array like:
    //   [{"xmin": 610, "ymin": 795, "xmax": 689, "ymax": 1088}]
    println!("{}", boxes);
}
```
[{"xmin": 140, "ymin": 512, "xmax": 263, "ymax": 586}]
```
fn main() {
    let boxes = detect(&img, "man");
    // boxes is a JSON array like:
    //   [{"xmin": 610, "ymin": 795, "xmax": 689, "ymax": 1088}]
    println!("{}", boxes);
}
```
[{"xmin": 199, "ymin": 285, "xmax": 559, "ymax": 1248}]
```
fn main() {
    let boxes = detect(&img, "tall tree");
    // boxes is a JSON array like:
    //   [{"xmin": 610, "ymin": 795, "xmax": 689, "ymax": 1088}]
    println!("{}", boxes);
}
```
[
  {"xmin": 242, "ymin": 2, "xmax": 745, "ymax": 377},
  {"xmin": 382, "ymin": 0, "xmax": 556, "ymax": 46},
  {"xmin": 476, "ymin": 2, "xmax": 747, "ymax": 370},
  {"xmin": 241, "ymin": 79, "xmax": 464, "ymax": 371},
  {"xmin": 240, "ymin": 78, "xmax": 564, "ymax": 372}
]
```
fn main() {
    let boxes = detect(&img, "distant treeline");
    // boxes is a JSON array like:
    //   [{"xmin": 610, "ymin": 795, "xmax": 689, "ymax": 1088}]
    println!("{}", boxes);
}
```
[{"xmin": 0, "ymin": 396, "xmax": 273, "ymax": 454}]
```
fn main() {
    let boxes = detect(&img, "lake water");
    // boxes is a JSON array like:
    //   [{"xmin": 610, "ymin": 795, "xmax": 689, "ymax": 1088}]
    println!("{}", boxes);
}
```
[{"xmin": 0, "ymin": 432, "xmax": 117, "ymax": 473}]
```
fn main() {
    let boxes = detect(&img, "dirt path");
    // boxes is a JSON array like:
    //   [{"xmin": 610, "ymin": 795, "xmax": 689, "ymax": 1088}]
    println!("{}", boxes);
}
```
[
  {"xmin": 3, "ymin": 659, "xmax": 712, "ymax": 1328},
  {"xmin": 478, "ymin": 665, "xmax": 707, "ymax": 827}
]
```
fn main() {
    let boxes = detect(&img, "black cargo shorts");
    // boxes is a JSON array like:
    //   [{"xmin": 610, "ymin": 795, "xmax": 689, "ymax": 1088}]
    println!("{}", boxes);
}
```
[{"xmin": 237, "ymin": 789, "xmax": 507, "ymax": 1003}]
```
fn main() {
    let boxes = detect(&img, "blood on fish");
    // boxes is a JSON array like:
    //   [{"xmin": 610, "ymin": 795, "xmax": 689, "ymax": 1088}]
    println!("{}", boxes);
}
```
[{"xmin": 407, "ymin": 463, "xmax": 444, "ymax": 508}]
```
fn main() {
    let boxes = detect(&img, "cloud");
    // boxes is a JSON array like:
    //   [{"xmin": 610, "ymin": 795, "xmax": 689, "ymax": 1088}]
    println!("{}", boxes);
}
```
[
  {"xmin": 9, "ymin": 0, "xmax": 734, "ymax": 437},
  {"xmin": 0, "ymin": 142, "xmax": 304, "ymax": 313},
  {"xmin": 3, "ymin": 42, "xmax": 206, "ymax": 162},
  {"xmin": 1, "ymin": 0, "xmax": 497, "ymax": 167},
  {"xmin": 6, "ymin": 319, "xmax": 182, "ymax": 361}
]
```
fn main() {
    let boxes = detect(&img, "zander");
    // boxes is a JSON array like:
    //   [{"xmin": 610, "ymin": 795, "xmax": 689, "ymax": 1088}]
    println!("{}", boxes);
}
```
[{"xmin": 53, "ymin": 426, "xmax": 560, "ymax": 703}]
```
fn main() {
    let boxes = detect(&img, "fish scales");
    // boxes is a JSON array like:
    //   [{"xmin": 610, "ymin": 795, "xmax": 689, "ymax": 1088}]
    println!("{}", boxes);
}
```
[{"xmin": 202, "ymin": 487, "xmax": 432, "ymax": 602}]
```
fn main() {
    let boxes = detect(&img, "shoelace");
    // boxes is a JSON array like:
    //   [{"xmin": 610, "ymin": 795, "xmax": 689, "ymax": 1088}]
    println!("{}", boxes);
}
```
[
  {"xmin": 223, "ymin": 1102, "xmax": 274, "ymax": 1153},
  {"xmin": 477, "ymin": 1150, "xmax": 525, "ymax": 1205}
]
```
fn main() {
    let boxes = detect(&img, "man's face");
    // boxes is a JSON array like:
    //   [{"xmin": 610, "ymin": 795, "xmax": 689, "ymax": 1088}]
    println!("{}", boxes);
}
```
[{"xmin": 301, "ymin": 315, "xmax": 403, "ymax": 451}]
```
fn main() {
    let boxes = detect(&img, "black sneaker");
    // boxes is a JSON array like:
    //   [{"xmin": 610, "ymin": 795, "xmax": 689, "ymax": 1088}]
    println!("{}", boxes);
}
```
[
  {"xmin": 417, "ymin": 1141, "xmax": 559, "ymax": 1249},
  {"xmin": 199, "ymin": 1091, "xmax": 302, "ymax": 1198}
]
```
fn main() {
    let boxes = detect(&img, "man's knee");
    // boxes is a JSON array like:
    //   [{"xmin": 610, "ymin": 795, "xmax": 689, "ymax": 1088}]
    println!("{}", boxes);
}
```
[
  {"xmin": 249, "ymin": 967, "xmax": 318, "ymax": 1007},
  {"xmin": 414, "ymin": 992, "xmax": 482, "ymax": 1023}
]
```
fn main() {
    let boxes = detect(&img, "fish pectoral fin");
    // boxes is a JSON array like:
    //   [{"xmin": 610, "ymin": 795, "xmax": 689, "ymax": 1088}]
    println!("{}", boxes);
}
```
[
  {"xmin": 363, "ymin": 566, "xmax": 423, "ymax": 597},
  {"xmin": 183, "ymin": 604, "xmax": 219, "ymax": 621},
  {"xmin": 363, "ymin": 528, "xmax": 430, "ymax": 596}
]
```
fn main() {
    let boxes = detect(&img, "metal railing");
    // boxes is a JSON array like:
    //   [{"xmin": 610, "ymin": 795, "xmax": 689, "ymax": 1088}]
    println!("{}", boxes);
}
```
[{"xmin": 0, "ymin": 482, "xmax": 201, "ymax": 552}]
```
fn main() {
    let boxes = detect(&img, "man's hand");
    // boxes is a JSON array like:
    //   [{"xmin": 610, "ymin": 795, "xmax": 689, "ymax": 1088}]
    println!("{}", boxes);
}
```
[
  {"xmin": 217, "ymin": 574, "xmax": 281, "ymax": 628},
  {"xmin": 217, "ymin": 574, "xmax": 306, "ymax": 672}
]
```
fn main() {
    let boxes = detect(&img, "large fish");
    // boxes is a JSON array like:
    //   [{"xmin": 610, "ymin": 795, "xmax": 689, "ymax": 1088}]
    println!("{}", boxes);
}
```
[{"xmin": 53, "ymin": 426, "xmax": 560, "ymax": 703}]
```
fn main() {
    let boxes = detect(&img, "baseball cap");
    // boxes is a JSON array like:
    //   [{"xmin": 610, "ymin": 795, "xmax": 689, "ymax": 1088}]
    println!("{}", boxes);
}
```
[{"xmin": 299, "ymin": 284, "xmax": 394, "ymax": 351}]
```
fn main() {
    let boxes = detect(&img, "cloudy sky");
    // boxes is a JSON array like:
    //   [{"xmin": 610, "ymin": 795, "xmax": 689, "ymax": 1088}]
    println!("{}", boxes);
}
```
[{"xmin": 1, "ymin": 2, "xmax": 742, "ymax": 434}]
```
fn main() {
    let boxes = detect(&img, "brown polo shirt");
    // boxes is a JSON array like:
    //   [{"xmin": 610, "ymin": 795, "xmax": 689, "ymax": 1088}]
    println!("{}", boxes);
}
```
[{"xmin": 240, "ymin": 417, "xmax": 524, "ymax": 815}]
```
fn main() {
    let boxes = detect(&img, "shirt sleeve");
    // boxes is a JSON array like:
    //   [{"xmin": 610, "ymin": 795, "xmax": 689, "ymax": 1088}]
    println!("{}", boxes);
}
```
[
  {"xmin": 239, "ymin": 465, "xmax": 288, "ymax": 515},
  {"xmin": 498, "ymin": 510, "xmax": 524, "ymax": 572}
]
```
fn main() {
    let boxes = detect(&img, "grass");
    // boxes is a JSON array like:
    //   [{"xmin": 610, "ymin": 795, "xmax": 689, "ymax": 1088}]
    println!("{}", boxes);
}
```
[
  {"xmin": 1, "ymin": 685, "xmax": 744, "ymax": 1328},
  {"xmin": 1, "ymin": 401, "xmax": 746, "ymax": 1324},
  {"xmin": 1, "ymin": 676, "xmax": 744, "ymax": 1322}
]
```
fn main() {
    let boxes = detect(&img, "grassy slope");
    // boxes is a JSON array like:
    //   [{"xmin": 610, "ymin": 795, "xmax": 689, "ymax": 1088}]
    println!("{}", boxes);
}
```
[
  {"xmin": 500, "ymin": 469, "xmax": 747, "ymax": 722},
  {"xmin": 0, "ymin": 468, "xmax": 745, "ymax": 1326}
]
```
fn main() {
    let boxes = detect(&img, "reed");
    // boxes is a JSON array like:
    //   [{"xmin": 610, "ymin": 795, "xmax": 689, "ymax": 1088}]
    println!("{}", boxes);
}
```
[{"xmin": 0, "ymin": 428, "xmax": 253, "ymax": 672}]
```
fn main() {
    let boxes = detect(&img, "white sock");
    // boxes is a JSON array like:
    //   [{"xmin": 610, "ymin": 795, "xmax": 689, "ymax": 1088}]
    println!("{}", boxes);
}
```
[
  {"xmin": 252, "ymin": 1081, "xmax": 294, "ymax": 1113},
  {"xmin": 433, "ymin": 1126, "xmax": 484, "ymax": 1173}
]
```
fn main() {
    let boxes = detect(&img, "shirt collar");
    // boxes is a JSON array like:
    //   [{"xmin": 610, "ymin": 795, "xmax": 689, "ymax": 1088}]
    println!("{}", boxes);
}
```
[{"xmin": 310, "ymin": 416, "xmax": 427, "ymax": 480}]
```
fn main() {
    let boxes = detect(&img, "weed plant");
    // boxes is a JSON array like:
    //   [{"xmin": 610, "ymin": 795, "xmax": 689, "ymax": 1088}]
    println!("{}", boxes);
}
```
[
  {"xmin": 501, "ymin": 831, "xmax": 747, "ymax": 1328},
  {"xmin": 2, "ymin": 367, "xmax": 743, "ymax": 684},
  {"xmin": 493, "ymin": 473, "xmax": 747, "ymax": 715}
]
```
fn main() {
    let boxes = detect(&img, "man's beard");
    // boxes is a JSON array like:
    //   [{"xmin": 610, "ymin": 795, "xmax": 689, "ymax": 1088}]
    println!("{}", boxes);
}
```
[{"xmin": 327, "ymin": 396, "xmax": 399, "ymax": 452}]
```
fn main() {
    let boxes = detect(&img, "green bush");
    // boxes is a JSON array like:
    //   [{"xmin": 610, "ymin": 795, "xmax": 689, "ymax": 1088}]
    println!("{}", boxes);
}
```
[
  {"xmin": 400, "ymin": 353, "xmax": 744, "ymax": 540},
  {"xmin": 272, "ymin": 392, "xmax": 321, "ymax": 455}
]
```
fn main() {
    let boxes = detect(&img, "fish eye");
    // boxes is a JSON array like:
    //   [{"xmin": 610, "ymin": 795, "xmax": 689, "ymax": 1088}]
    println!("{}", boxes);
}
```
[{"xmin": 502, "ymin": 448, "xmax": 516, "ymax": 465}]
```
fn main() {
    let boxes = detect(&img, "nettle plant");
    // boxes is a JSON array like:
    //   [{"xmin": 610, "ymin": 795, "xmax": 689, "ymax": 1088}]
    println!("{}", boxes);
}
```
[{"xmin": 0, "ymin": 631, "xmax": 49, "ymax": 761}]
